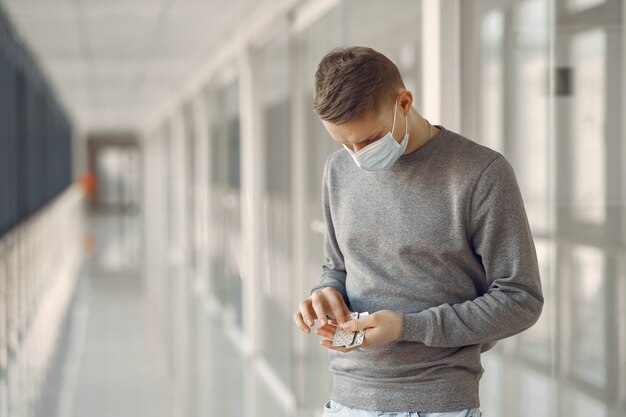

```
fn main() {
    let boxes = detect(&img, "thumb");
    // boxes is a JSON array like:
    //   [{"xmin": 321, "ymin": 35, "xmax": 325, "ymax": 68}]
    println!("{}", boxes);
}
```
[{"xmin": 341, "ymin": 315, "xmax": 370, "ymax": 331}]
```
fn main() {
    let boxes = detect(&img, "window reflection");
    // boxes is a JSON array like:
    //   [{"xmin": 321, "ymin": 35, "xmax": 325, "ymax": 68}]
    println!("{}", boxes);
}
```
[
  {"xmin": 565, "ymin": 386, "xmax": 609, "ymax": 417},
  {"xmin": 567, "ymin": 0, "xmax": 606, "ymax": 13},
  {"xmin": 519, "ymin": 366, "xmax": 554, "ymax": 417},
  {"xmin": 479, "ymin": 9, "xmax": 505, "ymax": 153},
  {"xmin": 462, "ymin": 0, "xmax": 622, "ymax": 416},
  {"xmin": 570, "ymin": 29, "xmax": 606, "ymax": 224},
  {"xmin": 478, "ymin": 353, "xmax": 503, "ymax": 417},
  {"xmin": 510, "ymin": 0, "xmax": 550, "ymax": 232},
  {"xmin": 254, "ymin": 30, "xmax": 293, "ymax": 389},
  {"xmin": 206, "ymin": 81, "xmax": 243, "ymax": 328},
  {"xmin": 568, "ymin": 244, "xmax": 606, "ymax": 387}
]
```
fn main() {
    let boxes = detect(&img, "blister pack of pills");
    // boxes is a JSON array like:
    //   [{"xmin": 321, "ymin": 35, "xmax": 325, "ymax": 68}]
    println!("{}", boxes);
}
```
[{"xmin": 331, "ymin": 311, "xmax": 369, "ymax": 348}]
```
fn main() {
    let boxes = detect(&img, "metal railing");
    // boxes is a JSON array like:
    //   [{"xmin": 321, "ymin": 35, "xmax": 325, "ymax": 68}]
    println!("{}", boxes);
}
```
[{"xmin": 0, "ymin": 185, "xmax": 87, "ymax": 417}]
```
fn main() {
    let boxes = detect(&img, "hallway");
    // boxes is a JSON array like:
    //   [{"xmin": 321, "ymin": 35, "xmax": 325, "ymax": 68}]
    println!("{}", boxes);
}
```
[{"xmin": 1, "ymin": 0, "xmax": 625, "ymax": 416}]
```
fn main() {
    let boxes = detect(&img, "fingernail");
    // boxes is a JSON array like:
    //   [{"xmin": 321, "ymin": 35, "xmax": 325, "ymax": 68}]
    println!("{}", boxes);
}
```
[
  {"xmin": 321, "ymin": 318, "xmax": 326, "ymax": 325},
  {"xmin": 342, "ymin": 323, "xmax": 350, "ymax": 330},
  {"xmin": 307, "ymin": 320, "xmax": 313, "ymax": 326}
]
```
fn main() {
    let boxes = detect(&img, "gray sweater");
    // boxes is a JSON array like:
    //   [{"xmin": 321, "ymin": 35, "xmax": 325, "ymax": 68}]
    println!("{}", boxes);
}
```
[{"xmin": 309, "ymin": 125, "xmax": 544, "ymax": 412}]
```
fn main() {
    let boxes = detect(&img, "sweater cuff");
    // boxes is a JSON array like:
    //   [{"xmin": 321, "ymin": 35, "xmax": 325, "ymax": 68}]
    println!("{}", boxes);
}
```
[{"xmin": 398, "ymin": 311, "xmax": 431, "ymax": 343}]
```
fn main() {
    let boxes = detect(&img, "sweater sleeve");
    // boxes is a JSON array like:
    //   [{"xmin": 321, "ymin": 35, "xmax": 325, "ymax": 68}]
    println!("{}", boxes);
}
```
[
  {"xmin": 309, "ymin": 158, "xmax": 349, "ymax": 304},
  {"xmin": 398, "ymin": 155, "xmax": 544, "ymax": 346}
]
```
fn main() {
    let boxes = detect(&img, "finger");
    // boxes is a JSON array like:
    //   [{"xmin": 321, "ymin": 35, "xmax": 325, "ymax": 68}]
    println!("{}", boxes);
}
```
[
  {"xmin": 316, "ymin": 321, "xmax": 337, "ymax": 335},
  {"xmin": 340, "ymin": 318, "xmax": 355, "ymax": 332},
  {"xmin": 341, "ymin": 314, "xmax": 372, "ymax": 332},
  {"xmin": 314, "ymin": 326, "xmax": 335, "ymax": 341},
  {"xmin": 319, "ymin": 338, "xmax": 358, "ymax": 352},
  {"xmin": 310, "ymin": 291, "xmax": 328, "ymax": 325},
  {"xmin": 293, "ymin": 311, "xmax": 311, "ymax": 334},
  {"xmin": 298, "ymin": 299, "xmax": 317, "ymax": 327},
  {"xmin": 319, "ymin": 323, "xmax": 337, "ymax": 334},
  {"xmin": 342, "ymin": 306, "xmax": 351, "ymax": 324},
  {"xmin": 326, "ymin": 294, "xmax": 350, "ymax": 325}
]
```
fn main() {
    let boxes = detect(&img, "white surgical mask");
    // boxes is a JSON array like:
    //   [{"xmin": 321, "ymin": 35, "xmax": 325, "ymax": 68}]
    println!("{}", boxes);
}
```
[{"xmin": 343, "ymin": 98, "xmax": 409, "ymax": 171}]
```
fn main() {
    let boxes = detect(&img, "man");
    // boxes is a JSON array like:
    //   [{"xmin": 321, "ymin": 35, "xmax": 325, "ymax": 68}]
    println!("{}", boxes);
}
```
[{"xmin": 292, "ymin": 46, "xmax": 544, "ymax": 416}]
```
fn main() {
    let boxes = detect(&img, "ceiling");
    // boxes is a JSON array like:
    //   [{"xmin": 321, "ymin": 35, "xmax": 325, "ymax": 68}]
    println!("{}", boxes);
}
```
[{"xmin": 1, "ymin": 0, "xmax": 253, "ymax": 132}]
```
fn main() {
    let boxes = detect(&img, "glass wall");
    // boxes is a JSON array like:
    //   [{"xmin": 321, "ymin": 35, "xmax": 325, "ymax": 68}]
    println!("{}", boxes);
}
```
[
  {"xmin": 460, "ymin": 0, "xmax": 624, "ymax": 416},
  {"xmin": 201, "ymin": 83, "xmax": 244, "ymax": 411},
  {"xmin": 140, "ymin": 0, "xmax": 626, "ymax": 416},
  {"xmin": 252, "ymin": 28, "xmax": 294, "ymax": 393},
  {"xmin": 206, "ymin": 81, "xmax": 242, "ymax": 327}
]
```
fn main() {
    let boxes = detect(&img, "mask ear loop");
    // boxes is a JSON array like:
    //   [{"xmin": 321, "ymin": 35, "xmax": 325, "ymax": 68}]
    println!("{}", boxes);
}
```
[
  {"xmin": 390, "ymin": 98, "xmax": 399, "ymax": 137},
  {"xmin": 403, "ymin": 108, "xmax": 408, "ymax": 140}
]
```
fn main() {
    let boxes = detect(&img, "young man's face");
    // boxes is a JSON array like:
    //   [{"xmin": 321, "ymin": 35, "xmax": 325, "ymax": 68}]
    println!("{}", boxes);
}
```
[{"xmin": 322, "ymin": 101, "xmax": 401, "ymax": 153}]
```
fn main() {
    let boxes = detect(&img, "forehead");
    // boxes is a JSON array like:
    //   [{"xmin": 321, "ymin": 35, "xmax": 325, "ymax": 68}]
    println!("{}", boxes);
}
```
[{"xmin": 322, "ymin": 110, "xmax": 387, "ymax": 144}]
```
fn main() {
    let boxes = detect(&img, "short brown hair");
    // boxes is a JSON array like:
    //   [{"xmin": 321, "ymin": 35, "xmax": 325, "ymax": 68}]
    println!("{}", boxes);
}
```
[{"xmin": 313, "ymin": 46, "xmax": 405, "ymax": 124}]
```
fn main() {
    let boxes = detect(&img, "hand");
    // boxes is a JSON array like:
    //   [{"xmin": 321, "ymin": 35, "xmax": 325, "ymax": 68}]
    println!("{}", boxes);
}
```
[
  {"xmin": 315, "ymin": 310, "xmax": 403, "ymax": 352},
  {"xmin": 293, "ymin": 287, "xmax": 351, "ymax": 334}
]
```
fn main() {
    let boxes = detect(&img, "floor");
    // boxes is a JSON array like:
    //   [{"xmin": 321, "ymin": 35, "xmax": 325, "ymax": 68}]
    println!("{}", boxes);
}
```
[{"xmin": 33, "ymin": 212, "xmax": 173, "ymax": 417}]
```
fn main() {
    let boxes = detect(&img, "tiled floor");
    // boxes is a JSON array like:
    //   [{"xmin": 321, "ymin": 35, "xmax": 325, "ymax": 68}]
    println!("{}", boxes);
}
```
[{"xmin": 34, "ymin": 213, "xmax": 173, "ymax": 417}]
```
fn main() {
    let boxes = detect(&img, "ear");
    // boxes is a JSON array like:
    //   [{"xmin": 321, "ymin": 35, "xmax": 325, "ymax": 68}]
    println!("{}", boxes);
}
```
[{"xmin": 398, "ymin": 90, "xmax": 413, "ymax": 116}]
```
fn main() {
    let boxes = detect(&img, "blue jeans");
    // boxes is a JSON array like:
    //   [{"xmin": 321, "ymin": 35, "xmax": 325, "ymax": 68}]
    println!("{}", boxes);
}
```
[{"xmin": 322, "ymin": 399, "xmax": 482, "ymax": 417}]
